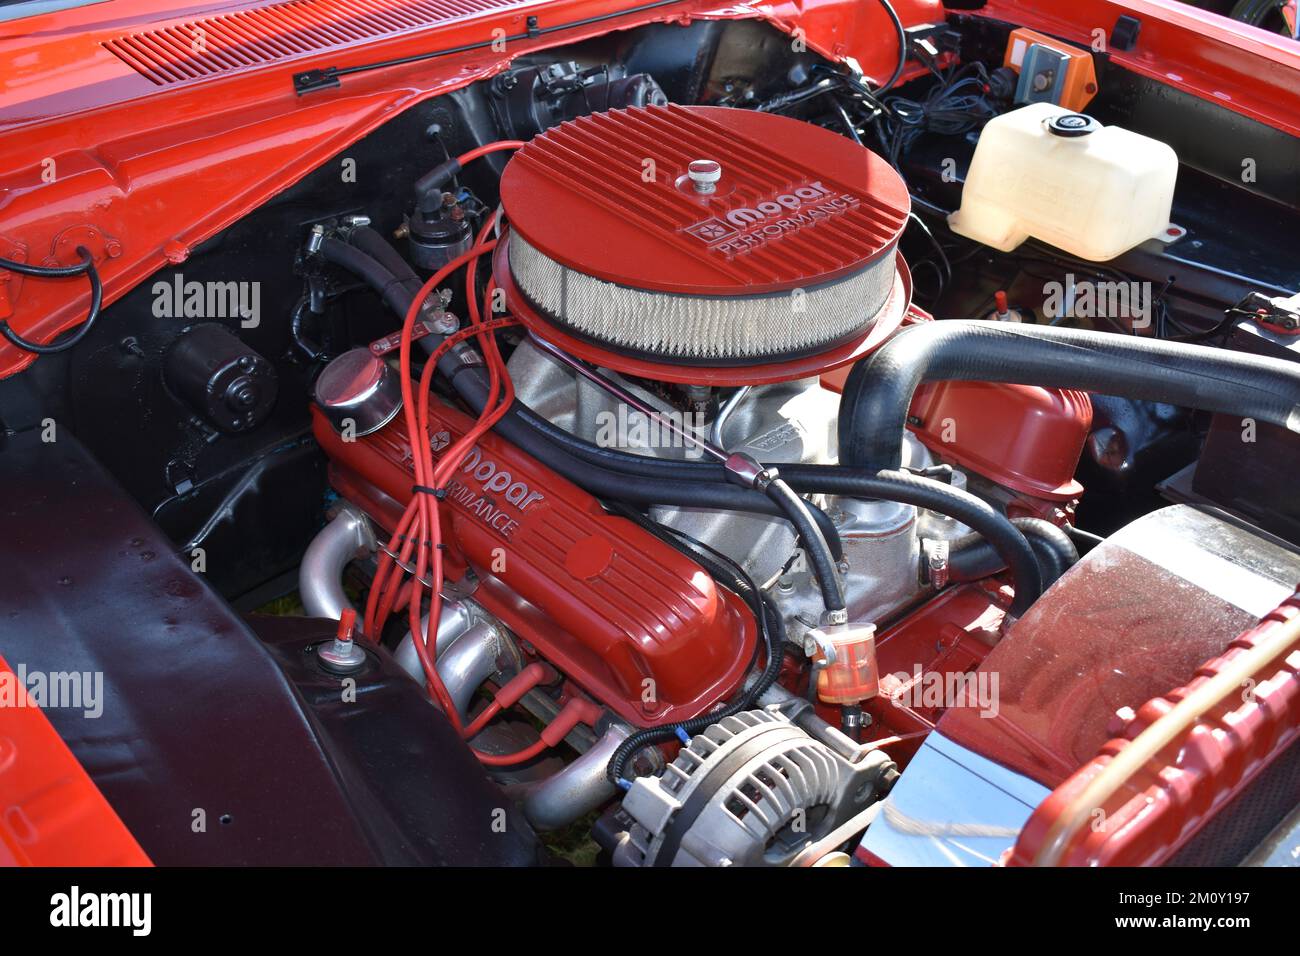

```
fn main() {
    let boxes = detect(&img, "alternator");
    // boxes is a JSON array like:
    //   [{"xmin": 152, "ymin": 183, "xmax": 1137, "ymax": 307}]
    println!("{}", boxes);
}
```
[{"xmin": 612, "ymin": 709, "xmax": 894, "ymax": 867}]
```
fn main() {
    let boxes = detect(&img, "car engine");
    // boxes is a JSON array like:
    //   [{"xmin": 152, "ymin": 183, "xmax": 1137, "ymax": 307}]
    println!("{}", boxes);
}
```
[{"xmin": 2, "ymin": 3, "xmax": 1299, "ymax": 869}]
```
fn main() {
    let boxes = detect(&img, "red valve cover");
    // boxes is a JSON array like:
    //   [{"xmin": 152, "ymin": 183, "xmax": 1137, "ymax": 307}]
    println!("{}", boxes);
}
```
[
  {"xmin": 312, "ymin": 404, "xmax": 757, "ymax": 728},
  {"xmin": 908, "ymin": 381, "xmax": 1092, "ymax": 501}
]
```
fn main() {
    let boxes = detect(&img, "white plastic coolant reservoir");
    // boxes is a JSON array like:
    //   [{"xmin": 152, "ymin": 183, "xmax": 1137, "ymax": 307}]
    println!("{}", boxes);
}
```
[{"xmin": 948, "ymin": 102, "xmax": 1178, "ymax": 262}]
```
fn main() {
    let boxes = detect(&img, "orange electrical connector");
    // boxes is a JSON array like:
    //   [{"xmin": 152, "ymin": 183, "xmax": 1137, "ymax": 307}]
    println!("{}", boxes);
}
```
[{"xmin": 1003, "ymin": 28, "xmax": 1099, "ymax": 112}]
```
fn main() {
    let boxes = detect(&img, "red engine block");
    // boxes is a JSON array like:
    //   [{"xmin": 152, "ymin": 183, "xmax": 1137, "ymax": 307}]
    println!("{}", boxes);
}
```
[{"xmin": 312, "ymin": 402, "xmax": 757, "ymax": 728}]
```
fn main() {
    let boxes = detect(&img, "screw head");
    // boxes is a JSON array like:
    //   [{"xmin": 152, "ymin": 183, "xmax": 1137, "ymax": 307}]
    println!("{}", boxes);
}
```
[{"xmin": 687, "ymin": 159, "xmax": 722, "ymax": 194}]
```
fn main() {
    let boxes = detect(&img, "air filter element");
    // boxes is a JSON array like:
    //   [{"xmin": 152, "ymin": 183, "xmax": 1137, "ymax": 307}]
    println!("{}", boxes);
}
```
[{"xmin": 497, "ymin": 104, "xmax": 911, "ymax": 383}]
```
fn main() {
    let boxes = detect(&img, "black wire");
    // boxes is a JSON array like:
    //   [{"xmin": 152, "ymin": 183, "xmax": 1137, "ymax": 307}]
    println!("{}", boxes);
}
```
[
  {"xmin": 756, "ymin": 68, "xmax": 886, "ymax": 119},
  {"xmin": 907, "ymin": 210, "xmax": 951, "ymax": 299},
  {"xmin": 607, "ymin": 501, "xmax": 776, "ymax": 699},
  {"xmin": 0, "ymin": 248, "xmax": 103, "ymax": 355},
  {"xmin": 754, "ymin": 77, "xmax": 835, "ymax": 113},
  {"xmin": 909, "ymin": 258, "xmax": 947, "ymax": 304},
  {"xmin": 830, "ymin": 98, "xmax": 864, "ymax": 144},
  {"xmin": 875, "ymin": 0, "xmax": 909, "ymax": 94},
  {"xmin": 878, "ymin": 61, "xmax": 996, "ymax": 167},
  {"xmin": 1170, "ymin": 300, "xmax": 1252, "ymax": 344},
  {"xmin": 603, "ymin": 502, "xmax": 786, "ymax": 786},
  {"xmin": 618, "ymin": 505, "xmax": 771, "ymax": 651},
  {"xmin": 909, "ymin": 193, "xmax": 955, "ymax": 218},
  {"xmin": 0, "ymin": 253, "xmax": 93, "ymax": 279},
  {"xmin": 1062, "ymin": 523, "xmax": 1104, "ymax": 555}
]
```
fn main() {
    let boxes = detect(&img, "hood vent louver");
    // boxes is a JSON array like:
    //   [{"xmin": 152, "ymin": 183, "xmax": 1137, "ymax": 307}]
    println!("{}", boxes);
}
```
[{"xmin": 103, "ymin": 0, "xmax": 518, "ymax": 85}]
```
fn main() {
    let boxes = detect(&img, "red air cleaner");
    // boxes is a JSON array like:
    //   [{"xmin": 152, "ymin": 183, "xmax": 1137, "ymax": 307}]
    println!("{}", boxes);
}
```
[{"xmin": 497, "ymin": 104, "xmax": 911, "ymax": 383}]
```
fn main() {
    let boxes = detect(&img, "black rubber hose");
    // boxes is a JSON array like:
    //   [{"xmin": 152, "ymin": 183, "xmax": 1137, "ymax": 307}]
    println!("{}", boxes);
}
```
[
  {"xmin": 290, "ymin": 298, "xmax": 325, "ymax": 362},
  {"xmin": 512, "ymin": 412, "xmax": 970, "ymax": 582},
  {"xmin": 603, "ymin": 508, "xmax": 788, "ymax": 788},
  {"xmin": 948, "ymin": 517, "xmax": 1078, "ymax": 588},
  {"xmin": 514, "ymin": 403, "xmax": 712, "ymax": 480},
  {"xmin": 318, "ymin": 238, "xmax": 416, "ymax": 318},
  {"xmin": 320, "ymin": 258, "xmax": 739, "ymax": 487},
  {"xmin": 504, "ymin": 390, "xmax": 1045, "ymax": 598},
  {"xmin": 799, "ymin": 499, "xmax": 845, "ymax": 564},
  {"xmin": 764, "ymin": 476, "xmax": 845, "ymax": 613},
  {"xmin": 838, "ymin": 320, "xmax": 1300, "ymax": 472},
  {"xmin": 1018, "ymin": 518, "xmax": 1078, "ymax": 583},
  {"xmin": 776, "ymin": 465, "xmax": 1043, "ymax": 616},
  {"xmin": 347, "ymin": 226, "xmax": 424, "ymax": 298},
  {"xmin": 443, "ymin": 356, "xmax": 845, "ymax": 559},
  {"xmin": 506, "ymin": 375, "xmax": 1020, "ymax": 598},
  {"xmin": 413, "ymin": 159, "xmax": 463, "ymax": 212}
]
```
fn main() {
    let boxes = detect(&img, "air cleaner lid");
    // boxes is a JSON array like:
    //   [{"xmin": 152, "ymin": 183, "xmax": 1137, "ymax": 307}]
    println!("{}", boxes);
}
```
[{"xmin": 499, "ymin": 104, "xmax": 910, "ymax": 299}]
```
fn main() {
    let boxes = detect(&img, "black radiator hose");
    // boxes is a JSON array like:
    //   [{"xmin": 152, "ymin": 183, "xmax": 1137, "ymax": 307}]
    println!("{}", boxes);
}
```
[
  {"xmin": 947, "ymin": 517, "xmax": 1078, "ymax": 588},
  {"xmin": 839, "ymin": 320, "xmax": 1300, "ymax": 472}
]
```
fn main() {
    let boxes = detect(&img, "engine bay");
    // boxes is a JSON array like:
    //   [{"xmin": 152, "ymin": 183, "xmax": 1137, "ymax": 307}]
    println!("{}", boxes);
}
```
[{"xmin": 2, "ymin": 4, "xmax": 1299, "ymax": 869}]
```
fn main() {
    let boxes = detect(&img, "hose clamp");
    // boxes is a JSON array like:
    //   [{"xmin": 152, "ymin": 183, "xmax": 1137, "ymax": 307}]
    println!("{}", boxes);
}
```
[
  {"xmin": 446, "ymin": 342, "xmax": 484, "ymax": 369},
  {"xmin": 922, "ymin": 538, "xmax": 950, "ymax": 589},
  {"xmin": 820, "ymin": 608, "xmax": 849, "ymax": 628},
  {"xmin": 724, "ymin": 452, "xmax": 776, "ymax": 490}
]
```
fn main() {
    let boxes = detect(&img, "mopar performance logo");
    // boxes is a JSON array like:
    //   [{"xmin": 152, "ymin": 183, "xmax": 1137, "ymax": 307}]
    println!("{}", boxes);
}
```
[
  {"xmin": 440, "ymin": 445, "xmax": 545, "ymax": 539},
  {"xmin": 684, "ymin": 181, "xmax": 860, "ymax": 256}
]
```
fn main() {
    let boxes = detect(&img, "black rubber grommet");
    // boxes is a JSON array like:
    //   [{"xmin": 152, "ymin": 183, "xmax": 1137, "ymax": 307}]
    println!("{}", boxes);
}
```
[{"xmin": 1046, "ymin": 113, "xmax": 1100, "ymax": 137}]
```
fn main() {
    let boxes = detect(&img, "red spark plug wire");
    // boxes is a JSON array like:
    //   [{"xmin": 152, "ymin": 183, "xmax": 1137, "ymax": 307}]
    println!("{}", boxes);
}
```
[
  {"xmin": 365, "ymin": 199, "xmax": 600, "ymax": 767},
  {"xmin": 455, "ymin": 141, "xmax": 525, "ymax": 167}
]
